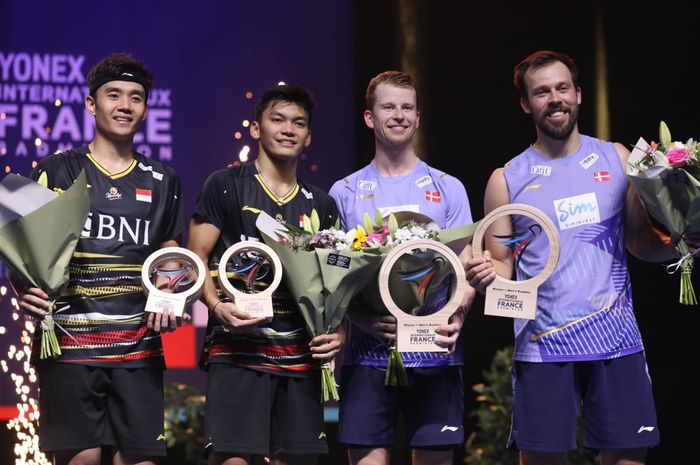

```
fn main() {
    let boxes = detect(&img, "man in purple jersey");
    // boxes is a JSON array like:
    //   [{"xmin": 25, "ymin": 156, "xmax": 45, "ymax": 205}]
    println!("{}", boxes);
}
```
[
  {"xmin": 329, "ymin": 71, "xmax": 475, "ymax": 465},
  {"xmin": 466, "ymin": 51, "xmax": 675, "ymax": 465},
  {"xmin": 16, "ymin": 53, "xmax": 186, "ymax": 465}
]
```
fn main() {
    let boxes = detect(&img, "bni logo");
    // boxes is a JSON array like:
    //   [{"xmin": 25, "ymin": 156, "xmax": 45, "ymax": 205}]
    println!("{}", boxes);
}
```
[{"xmin": 552, "ymin": 192, "xmax": 600, "ymax": 230}]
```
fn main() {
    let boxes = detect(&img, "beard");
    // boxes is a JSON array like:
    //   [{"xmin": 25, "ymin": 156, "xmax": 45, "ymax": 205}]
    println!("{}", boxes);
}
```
[{"xmin": 534, "ymin": 103, "xmax": 579, "ymax": 140}]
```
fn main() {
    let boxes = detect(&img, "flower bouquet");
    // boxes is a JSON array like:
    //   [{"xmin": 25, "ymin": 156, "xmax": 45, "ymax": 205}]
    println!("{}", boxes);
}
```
[
  {"xmin": 0, "ymin": 170, "xmax": 90, "ymax": 357},
  {"xmin": 627, "ymin": 121, "xmax": 700, "ymax": 305},
  {"xmin": 257, "ymin": 209, "xmax": 475, "ymax": 394}
]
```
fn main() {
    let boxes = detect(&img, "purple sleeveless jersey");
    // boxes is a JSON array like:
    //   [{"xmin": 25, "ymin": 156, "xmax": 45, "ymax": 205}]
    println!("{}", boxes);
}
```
[
  {"xmin": 329, "ymin": 160, "xmax": 472, "ymax": 367},
  {"xmin": 504, "ymin": 135, "xmax": 644, "ymax": 363}
]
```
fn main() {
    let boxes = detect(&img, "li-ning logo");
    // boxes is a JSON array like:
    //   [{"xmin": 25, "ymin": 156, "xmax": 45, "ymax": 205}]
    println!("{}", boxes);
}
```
[
  {"xmin": 105, "ymin": 187, "xmax": 122, "ymax": 201},
  {"xmin": 530, "ymin": 165, "xmax": 552, "ymax": 176},
  {"xmin": 553, "ymin": 192, "xmax": 600, "ymax": 230},
  {"xmin": 580, "ymin": 153, "xmax": 599, "ymax": 169},
  {"xmin": 440, "ymin": 425, "xmax": 459, "ymax": 432},
  {"xmin": 637, "ymin": 426, "xmax": 655, "ymax": 433},
  {"xmin": 415, "ymin": 175, "xmax": 433, "ymax": 188},
  {"xmin": 121, "ymin": 72, "xmax": 134, "ymax": 77},
  {"xmin": 357, "ymin": 180, "xmax": 377, "ymax": 191}
]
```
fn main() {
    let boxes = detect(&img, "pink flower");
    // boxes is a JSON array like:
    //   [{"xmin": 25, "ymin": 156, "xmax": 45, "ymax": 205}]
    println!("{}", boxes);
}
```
[
  {"xmin": 366, "ymin": 233, "xmax": 386, "ymax": 247},
  {"xmin": 666, "ymin": 146, "xmax": 691, "ymax": 167}
]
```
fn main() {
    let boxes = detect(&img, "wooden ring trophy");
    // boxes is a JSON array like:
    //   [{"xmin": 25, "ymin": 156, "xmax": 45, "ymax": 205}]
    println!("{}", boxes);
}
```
[
  {"xmin": 472, "ymin": 204, "xmax": 560, "ymax": 320},
  {"xmin": 217, "ymin": 241, "xmax": 282, "ymax": 318},
  {"xmin": 142, "ymin": 247, "xmax": 206, "ymax": 317},
  {"xmin": 378, "ymin": 239, "xmax": 467, "ymax": 353}
]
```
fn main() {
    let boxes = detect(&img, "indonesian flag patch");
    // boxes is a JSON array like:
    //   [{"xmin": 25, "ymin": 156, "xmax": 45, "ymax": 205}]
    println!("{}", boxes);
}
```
[
  {"xmin": 593, "ymin": 171, "xmax": 610, "ymax": 182},
  {"xmin": 136, "ymin": 188, "xmax": 152, "ymax": 202},
  {"xmin": 425, "ymin": 191, "xmax": 441, "ymax": 203}
]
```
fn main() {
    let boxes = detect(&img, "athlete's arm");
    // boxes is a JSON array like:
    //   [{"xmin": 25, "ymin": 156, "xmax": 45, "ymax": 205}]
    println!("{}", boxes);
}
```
[
  {"xmin": 187, "ymin": 217, "xmax": 267, "ymax": 331},
  {"xmin": 465, "ymin": 168, "xmax": 514, "ymax": 293},
  {"xmin": 615, "ymin": 143, "xmax": 677, "ymax": 262}
]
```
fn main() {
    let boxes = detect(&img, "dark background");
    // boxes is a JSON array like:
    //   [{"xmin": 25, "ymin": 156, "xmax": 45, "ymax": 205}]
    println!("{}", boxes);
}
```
[{"xmin": 2, "ymin": 0, "xmax": 700, "ymax": 463}]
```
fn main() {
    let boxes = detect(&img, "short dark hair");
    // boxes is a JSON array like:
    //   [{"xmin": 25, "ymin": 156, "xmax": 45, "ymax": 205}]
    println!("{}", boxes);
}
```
[
  {"xmin": 513, "ymin": 50, "xmax": 579, "ymax": 98},
  {"xmin": 365, "ymin": 71, "xmax": 418, "ymax": 110},
  {"xmin": 254, "ymin": 84, "xmax": 315, "ymax": 125},
  {"xmin": 87, "ymin": 52, "xmax": 154, "ymax": 100}
]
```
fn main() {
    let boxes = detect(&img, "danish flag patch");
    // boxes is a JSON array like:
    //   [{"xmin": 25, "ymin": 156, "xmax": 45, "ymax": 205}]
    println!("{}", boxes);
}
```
[
  {"xmin": 135, "ymin": 188, "xmax": 152, "ymax": 202},
  {"xmin": 593, "ymin": 171, "xmax": 610, "ymax": 182},
  {"xmin": 425, "ymin": 191, "xmax": 441, "ymax": 203}
]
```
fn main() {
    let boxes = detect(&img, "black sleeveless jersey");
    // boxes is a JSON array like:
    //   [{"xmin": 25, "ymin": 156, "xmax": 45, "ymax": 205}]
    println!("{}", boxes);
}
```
[
  {"xmin": 30, "ymin": 146, "xmax": 185, "ymax": 368},
  {"xmin": 194, "ymin": 163, "xmax": 338, "ymax": 376}
]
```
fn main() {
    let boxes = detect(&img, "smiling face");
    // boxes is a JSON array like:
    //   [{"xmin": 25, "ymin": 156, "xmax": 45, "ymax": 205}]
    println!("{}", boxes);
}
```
[
  {"xmin": 520, "ymin": 61, "xmax": 581, "ymax": 141},
  {"xmin": 364, "ymin": 83, "xmax": 420, "ymax": 149},
  {"xmin": 250, "ymin": 100, "xmax": 311, "ymax": 161},
  {"xmin": 86, "ymin": 80, "xmax": 148, "ymax": 142}
]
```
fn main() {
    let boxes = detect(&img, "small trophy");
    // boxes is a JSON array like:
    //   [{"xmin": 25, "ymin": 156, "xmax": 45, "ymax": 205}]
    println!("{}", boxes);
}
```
[
  {"xmin": 142, "ymin": 247, "xmax": 206, "ymax": 317},
  {"xmin": 217, "ymin": 241, "xmax": 282, "ymax": 318},
  {"xmin": 378, "ymin": 239, "xmax": 467, "ymax": 353},
  {"xmin": 471, "ymin": 203, "xmax": 560, "ymax": 320}
]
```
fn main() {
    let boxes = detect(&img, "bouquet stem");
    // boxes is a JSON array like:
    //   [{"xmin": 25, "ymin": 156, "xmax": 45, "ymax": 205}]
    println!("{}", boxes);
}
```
[
  {"xmin": 321, "ymin": 362, "xmax": 339, "ymax": 402},
  {"xmin": 680, "ymin": 259, "xmax": 697, "ymax": 306},
  {"xmin": 384, "ymin": 344, "xmax": 408, "ymax": 386},
  {"xmin": 40, "ymin": 302, "xmax": 61, "ymax": 359}
]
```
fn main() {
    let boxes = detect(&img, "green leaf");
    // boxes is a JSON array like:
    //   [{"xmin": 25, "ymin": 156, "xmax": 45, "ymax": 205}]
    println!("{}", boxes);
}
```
[
  {"xmin": 660, "ymin": 120, "xmax": 672, "ymax": 148},
  {"xmin": 363, "ymin": 212, "xmax": 373, "ymax": 233},
  {"xmin": 302, "ymin": 214, "xmax": 312, "ymax": 233},
  {"xmin": 388, "ymin": 213, "xmax": 399, "ymax": 235},
  {"xmin": 310, "ymin": 209, "xmax": 320, "ymax": 233},
  {"xmin": 375, "ymin": 209, "xmax": 383, "ymax": 228}
]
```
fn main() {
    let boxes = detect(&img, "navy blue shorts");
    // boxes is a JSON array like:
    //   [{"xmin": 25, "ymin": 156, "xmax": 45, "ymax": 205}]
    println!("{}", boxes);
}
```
[
  {"xmin": 338, "ymin": 364, "xmax": 464, "ymax": 448},
  {"xmin": 38, "ymin": 363, "xmax": 166, "ymax": 457},
  {"xmin": 204, "ymin": 364, "xmax": 328, "ymax": 456},
  {"xmin": 509, "ymin": 351, "xmax": 659, "ymax": 452}
]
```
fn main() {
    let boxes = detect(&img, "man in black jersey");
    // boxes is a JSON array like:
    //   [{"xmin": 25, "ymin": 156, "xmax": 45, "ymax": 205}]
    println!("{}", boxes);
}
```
[
  {"xmin": 188, "ymin": 85, "xmax": 343, "ymax": 465},
  {"xmin": 17, "ymin": 53, "xmax": 186, "ymax": 465}
]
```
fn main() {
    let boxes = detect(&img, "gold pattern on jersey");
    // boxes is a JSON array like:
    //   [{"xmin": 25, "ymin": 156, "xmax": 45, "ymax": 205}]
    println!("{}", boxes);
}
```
[{"xmin": 87, "ymin": 153, "xmax": 138, "ymax": 179}]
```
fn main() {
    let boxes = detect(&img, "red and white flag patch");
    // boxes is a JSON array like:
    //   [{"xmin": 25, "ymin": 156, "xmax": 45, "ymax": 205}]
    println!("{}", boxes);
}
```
[
  {"xmin": 425, "ymin": 191, "xmax": 441, "ymax": 203},
  {"xmin": 136, "ymin": 188, "xmax": 152, "ymax": 202},
  {"xmin": 593, "ymin": 171, "xmax": 610, "ymax": 182}
]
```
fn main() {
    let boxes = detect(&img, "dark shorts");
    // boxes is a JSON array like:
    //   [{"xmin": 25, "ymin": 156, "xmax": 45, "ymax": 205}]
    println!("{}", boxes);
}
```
[
  {"xmin": 38, "ymin": 363, "xmax": 166, "ymax": 457},
  {"xmin": 204, "ymin": 363, "xmax": 328, "ymax": 456},
  {"xmin": 509, "ymin": 351, "xmax": 660, "ymax": 452},
  {"xmin": 338, "ymin": 364, "xmax": 464, "ymax": 448}
]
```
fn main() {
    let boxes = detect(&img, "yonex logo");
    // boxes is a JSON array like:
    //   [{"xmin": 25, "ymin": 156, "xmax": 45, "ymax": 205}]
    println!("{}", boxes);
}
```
[
  {"xmin": 440, "ymin": 425, "xmax": 459, "ymax": 432},
  {"xmin": 637, "ymin": 426, "xmax": 655, "ymax": 433}
]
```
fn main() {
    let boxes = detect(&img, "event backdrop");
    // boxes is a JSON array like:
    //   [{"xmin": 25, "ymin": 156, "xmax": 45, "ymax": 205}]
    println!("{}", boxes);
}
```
[{"xmin": 0, "ymin": 0, "xmax": 355, "ymax": 419}]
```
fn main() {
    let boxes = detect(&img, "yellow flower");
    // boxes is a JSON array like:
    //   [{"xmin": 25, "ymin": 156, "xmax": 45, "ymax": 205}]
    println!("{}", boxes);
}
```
[{"xmin": 351, "ymin": 226, "xmax": 368, "ymax": 251}]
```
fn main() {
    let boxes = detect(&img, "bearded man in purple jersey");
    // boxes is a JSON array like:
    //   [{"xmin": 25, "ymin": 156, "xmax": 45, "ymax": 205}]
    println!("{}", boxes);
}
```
[
  {"xmin": 466, "ymin": 50, "xmax": 676, "ymax": 465},
  {"xmin": 329, "ymin": 71, "xmax": 476, "ymax": 465}
]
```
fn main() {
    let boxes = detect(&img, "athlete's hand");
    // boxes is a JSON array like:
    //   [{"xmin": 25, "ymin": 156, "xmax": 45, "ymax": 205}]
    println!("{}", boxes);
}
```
[
  {"xmin": 310, "ymin": 323, "xmax": 345, "ymax": 360},
  {"xmin": 434, "ymin": 308, "xmax": 466, "ymax": 353},
  {"xmin": 146, "ymin": 309, "xmax": 192, "ymax": 332},
  {"xmin": 17, "ymin": 287, "xmax": 50, "ymax": 320},
  {"xmin": 351, "ymin": 313, "xmax": 397, "ymax": 341},
  {"xmin": 212, "ymin": 301, "xmax": 267, "ymax": 332},
  {"xmin": 465, "ymin": 247, "xmax": 497, "ymax": 294}
]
